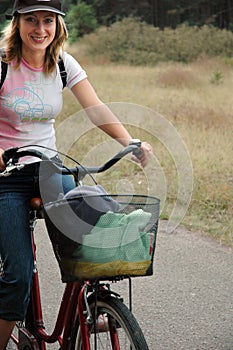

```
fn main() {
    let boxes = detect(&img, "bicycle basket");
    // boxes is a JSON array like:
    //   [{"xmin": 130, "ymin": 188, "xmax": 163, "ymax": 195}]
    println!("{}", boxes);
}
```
[{"xmin": 44, "ymin": 192, "xmax": 160, "ymax": 282}]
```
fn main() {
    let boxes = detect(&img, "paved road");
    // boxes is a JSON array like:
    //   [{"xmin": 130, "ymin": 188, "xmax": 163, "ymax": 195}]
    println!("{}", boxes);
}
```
[{"xmin": 33, "ymin": 220, "xmax": 233, "ymax": 350}]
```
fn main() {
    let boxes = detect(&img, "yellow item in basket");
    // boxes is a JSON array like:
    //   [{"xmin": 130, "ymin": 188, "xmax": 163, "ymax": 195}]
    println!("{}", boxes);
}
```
[{"xmin": 61, "ymin": 259, "xmax": 151, "ymax": 279}]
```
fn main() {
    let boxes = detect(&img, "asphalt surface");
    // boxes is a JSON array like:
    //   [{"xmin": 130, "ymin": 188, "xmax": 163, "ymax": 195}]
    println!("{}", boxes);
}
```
[{"xmin": 27, "ymin": 220, "xmax": 233, "ymax": 349}]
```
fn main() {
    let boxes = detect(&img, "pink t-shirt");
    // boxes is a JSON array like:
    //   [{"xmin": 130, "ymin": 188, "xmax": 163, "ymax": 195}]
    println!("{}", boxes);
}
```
[{"xmin": 0, "ymin": 51, "xmax": 87, "ymax": 160}]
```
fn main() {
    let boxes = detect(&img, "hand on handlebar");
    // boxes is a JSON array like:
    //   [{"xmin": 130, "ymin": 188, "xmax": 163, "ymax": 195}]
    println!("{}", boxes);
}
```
[{"xmin": 131, "ymin": 141, "xmax": 153, "ymax": 168}]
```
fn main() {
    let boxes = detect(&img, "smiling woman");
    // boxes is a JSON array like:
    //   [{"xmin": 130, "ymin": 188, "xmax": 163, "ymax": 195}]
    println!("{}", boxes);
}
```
[{"xmin": 0, "ymin": 0, "xmax": 153, "ymax": 348}]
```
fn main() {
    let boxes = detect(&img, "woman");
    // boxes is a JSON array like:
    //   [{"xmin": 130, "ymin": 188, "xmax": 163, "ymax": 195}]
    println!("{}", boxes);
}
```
[{"xmin": 0, "ymin": 0, "xmax": 153, "ymax": 347}]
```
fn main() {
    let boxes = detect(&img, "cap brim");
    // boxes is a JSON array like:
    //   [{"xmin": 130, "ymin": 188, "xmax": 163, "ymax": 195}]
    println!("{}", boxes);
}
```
[{"xmin": 6, "ymin": 5, "xmax": 65, "ymax": 19}]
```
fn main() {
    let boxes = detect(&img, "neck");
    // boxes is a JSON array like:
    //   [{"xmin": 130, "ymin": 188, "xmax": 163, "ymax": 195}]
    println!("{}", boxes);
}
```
[{"xmin": 22, "ymin": 48, "xmax": 45, "ymax": 69}]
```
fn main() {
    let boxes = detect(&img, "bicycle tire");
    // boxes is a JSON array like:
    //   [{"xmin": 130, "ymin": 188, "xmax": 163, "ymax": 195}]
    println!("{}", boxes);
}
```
[{"xmin": 71, "ymin": 295, "xmax": 149, "ymax": 350}]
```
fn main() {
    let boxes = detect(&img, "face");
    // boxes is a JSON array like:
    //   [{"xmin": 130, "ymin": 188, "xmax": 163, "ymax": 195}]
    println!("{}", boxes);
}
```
[{"xmin": 19, "ymin": 11, "xmax": 56, "ymax": 55}]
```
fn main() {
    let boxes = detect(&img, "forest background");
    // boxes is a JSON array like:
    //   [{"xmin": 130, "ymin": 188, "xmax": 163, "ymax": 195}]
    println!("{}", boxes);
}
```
[
  {"xmin": 0, "ymin": 0, "xmax": 233, "ymax": 31},
  {"xmin": 0, "ymin": 1, "xmax": 232, "ymax": 246}
]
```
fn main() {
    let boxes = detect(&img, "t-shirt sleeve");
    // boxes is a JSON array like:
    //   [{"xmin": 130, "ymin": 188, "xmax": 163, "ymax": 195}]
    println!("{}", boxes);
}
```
[{"xmin": 61, "ymin": 51, "xmax": 87, "ymax": 89}]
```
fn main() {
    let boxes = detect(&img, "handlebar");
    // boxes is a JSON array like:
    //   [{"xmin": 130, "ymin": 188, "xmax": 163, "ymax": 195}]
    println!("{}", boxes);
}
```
[{"xmin": 0, "ymin": 141, "xmax": 142, "ymax": 181}]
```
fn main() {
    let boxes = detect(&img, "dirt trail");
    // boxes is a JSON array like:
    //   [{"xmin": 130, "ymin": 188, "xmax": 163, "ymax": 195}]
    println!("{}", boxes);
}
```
[{"xmin": 19, "ymin": 220, "xmax": 233, "ymax": 349}]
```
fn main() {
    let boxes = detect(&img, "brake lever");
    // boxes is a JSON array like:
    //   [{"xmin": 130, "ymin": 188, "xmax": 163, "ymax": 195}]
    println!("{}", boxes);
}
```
[{"xmin": 0, "ymin": 162, "xmax": 25, "ymax": 177}]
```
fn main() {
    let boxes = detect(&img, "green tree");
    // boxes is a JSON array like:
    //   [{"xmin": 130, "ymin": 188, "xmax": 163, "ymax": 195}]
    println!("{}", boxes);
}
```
[
  {"xmin": 0, "ymin": 0, "xmax": 12, "ymax": 13},
  {"xmin": 84, "ymin": 0, "xmax": 152, "ymax": 25},
  {"xmin": 0, "ymin": 0, "xmax": 13, "ymax": 32},
  {"xmin": 66, "ymin": 1, "xmax": 98, "ymax": 42},
  {"xmin": 61, "ymin": 0, "xmax": 77, "ymax": 13}
]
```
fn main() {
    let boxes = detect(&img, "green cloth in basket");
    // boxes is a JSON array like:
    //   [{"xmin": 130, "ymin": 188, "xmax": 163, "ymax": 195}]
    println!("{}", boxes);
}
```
[
  {"xmin": 60, "ymin": 209, "xmax": 154, "ymax": 279},
  {"xmin": 79, "ymin": 209, "xmax": 152, "ymax": 262}
]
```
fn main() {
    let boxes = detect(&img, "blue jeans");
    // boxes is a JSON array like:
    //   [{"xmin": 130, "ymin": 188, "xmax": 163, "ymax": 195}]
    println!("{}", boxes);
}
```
[{"xmin": 0, "ymin": 159, "xmax": 75, "ymax": 321}]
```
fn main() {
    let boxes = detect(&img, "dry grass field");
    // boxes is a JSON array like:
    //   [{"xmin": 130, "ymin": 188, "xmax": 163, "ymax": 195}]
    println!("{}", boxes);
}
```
[{"xmin": 56, "ymin": 43, "xmax": 233, "ymax": 247}]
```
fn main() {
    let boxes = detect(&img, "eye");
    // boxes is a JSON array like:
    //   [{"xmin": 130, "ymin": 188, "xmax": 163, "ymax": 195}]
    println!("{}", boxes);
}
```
[
  {"xmin": 44, "ymin": 17, "xmax": 54, "ymax": 24},
  {"xmin": 25, "ymin": 16, "xmax": 36, "ymax": 23}
]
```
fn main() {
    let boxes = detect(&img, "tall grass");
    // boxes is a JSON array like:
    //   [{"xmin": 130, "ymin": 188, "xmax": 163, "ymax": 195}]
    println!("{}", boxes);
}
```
[{"xmin": 58, "ymin": 29, "xmax": 233, "ymax": 247}]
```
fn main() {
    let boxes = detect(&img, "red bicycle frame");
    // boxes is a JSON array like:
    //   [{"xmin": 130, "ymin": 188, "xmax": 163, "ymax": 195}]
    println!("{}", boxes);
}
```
[{"xmin": 10, "ymin": 204, "xmax": 91, "ymax": 350}]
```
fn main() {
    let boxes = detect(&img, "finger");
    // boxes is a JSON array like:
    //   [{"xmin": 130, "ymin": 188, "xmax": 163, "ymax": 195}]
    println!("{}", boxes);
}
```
[{"xmin": 131, "ymin": 154, "xmax": 141, "ymax": 164}]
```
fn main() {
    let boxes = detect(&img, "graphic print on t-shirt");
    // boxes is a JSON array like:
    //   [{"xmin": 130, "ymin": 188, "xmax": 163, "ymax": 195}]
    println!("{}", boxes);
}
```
[{"xmin": 1, "ymin": 86, "xmax": 53, "ymax": 123}]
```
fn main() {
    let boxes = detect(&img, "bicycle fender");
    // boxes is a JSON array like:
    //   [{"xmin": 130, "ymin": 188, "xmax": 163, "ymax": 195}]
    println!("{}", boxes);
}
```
[{"xmin": 89, "ymin": 289, "xmax": 123, "ymax": 303}]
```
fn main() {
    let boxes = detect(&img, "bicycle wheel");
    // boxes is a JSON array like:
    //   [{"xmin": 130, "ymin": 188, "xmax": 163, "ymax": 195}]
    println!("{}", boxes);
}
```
[{"xmin": 71, "ymin": 295, "xmax": 149, "ymax": 350}]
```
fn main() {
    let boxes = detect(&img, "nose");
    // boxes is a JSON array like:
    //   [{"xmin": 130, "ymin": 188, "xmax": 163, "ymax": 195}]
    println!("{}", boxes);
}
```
[{"xmin": 35, "ymin": 20, "xmax": 46, "ymax": 33}]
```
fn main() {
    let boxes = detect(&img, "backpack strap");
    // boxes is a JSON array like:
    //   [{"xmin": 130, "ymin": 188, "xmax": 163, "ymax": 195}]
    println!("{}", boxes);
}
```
[
  {"xmin": 58, "ymin": 56, "xmax": 67, "ymax": 89},
  {"xmin": 0, "ymin": 49, "xmax": 7, "ymax": 90}
]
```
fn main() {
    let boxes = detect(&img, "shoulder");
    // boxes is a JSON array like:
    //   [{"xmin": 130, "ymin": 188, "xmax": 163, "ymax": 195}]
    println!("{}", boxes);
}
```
[
  {"xmin": 60, "ymin": 51, "xmax": 82, "ymax": 68},
  {"xmin": 58, "ymin": 51, "xmax": 87, "ymax": 89}
]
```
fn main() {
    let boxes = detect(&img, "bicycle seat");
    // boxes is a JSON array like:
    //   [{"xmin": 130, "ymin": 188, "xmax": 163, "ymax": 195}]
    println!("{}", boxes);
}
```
[
  {"xmin": 29, "ymin": 198, "xmax": 44, "ymax": 219},
  {"xmin": 30, "ymin": 198, "xmax": 43, "ymax": 210}
]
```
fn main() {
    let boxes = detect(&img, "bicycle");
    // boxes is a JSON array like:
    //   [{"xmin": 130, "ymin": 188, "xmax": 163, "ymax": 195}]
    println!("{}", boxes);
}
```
[{"xmin": 1, "ymin": 142, "xmax": 160, "ymax": 350}]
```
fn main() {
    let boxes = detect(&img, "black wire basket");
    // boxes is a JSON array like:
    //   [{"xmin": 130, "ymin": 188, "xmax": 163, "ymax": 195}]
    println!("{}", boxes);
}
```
[{"xmin": 44, "ymin": 193, "xmax": 160, "ymax": 282}]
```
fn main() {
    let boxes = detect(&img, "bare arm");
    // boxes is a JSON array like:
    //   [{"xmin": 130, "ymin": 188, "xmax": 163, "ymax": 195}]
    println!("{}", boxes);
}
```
[
  {"xmin": 71, "ymin": 78, "xmax": 132, "ymax": 146},
  {"xmin": 72, "ymin": 78, "xmax": 153, "ymax": 167}
]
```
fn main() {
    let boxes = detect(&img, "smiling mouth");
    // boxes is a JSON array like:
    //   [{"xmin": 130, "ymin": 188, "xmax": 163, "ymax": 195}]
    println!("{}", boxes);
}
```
[{"xmin": 31, "ymin": 36, "xmax": 46, "ymax": 43}]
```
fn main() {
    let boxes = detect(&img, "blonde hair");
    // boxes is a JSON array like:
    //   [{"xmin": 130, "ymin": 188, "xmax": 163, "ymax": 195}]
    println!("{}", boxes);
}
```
[{"xmin": 0, "ymin": 14, "xmax": 68, "ymax": 74}]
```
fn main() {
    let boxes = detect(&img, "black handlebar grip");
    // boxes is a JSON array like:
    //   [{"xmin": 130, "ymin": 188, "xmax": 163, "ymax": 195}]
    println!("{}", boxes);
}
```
[{"xmin": 2, "ymin": 147, "xmax": 19, "ymax": 165}]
